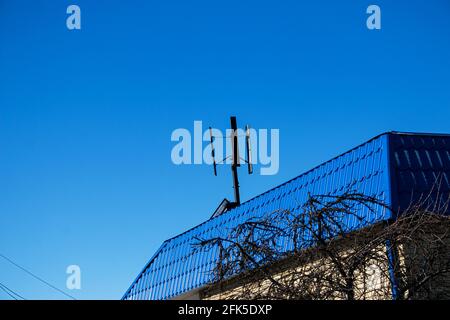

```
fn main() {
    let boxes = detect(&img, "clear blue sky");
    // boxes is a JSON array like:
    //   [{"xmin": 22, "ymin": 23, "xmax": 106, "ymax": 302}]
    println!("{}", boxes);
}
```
[{"xmin": 0, "ymin": 0, "xmax": 449, "ymax": 300}]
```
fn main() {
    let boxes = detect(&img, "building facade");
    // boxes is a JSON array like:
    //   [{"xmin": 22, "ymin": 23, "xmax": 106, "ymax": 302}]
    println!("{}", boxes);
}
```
[{"xmin": 123, "ymin": 132, "xmax": 450, "ymax": 300}]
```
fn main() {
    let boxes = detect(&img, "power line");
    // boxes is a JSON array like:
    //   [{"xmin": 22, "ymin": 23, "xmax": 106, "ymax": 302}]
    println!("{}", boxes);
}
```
[
  {"xmin": 0, "ymin": 283, "xmax": 18, "ymax": 300},
  {"xmin": 0, "ymin": 281, "xmax": 26, "ymax": 300},
  {"xmin": 0, "ymin": 253, "xmax": 76, "ymax": 300}
]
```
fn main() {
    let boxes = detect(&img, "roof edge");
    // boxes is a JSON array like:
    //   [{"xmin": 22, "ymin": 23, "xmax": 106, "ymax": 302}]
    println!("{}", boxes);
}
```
[{"xmin": 122, "ymin": 241, "xmax": 169, "ymax": 300}]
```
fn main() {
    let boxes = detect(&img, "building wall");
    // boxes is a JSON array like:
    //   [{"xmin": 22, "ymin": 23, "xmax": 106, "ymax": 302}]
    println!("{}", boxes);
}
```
[
  {"xmin": 201, "ymin": 229, "xmax": 393, "ymax": 300},
  {"xmin": 396, "ymin": 218, "xmax": 450, "ymax": 299},
  {"xmin": 199, "ymin": 219, "xmax": 450, "ymax": 300}
]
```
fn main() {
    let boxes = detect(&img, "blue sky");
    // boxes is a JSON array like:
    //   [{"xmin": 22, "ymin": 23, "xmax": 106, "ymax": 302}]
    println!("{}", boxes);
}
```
[{"xmin": 0, "ymin": 0, "xmax": 449, "ymax": 299}]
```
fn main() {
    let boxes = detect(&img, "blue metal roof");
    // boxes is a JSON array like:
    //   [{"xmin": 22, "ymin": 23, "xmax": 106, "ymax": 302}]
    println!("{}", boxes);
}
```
[
  {"xmin": 389, "ymin": 133, "xmax": 450, "ymax": 213},
  {"xmin": 123, "ymin": 132, "xmax": 450, "ymax": 300}
]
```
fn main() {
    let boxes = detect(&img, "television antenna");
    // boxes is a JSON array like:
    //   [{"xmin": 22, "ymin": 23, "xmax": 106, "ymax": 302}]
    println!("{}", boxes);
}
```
[{"xmin": 209, "ymin": 116, "xmax": 253, "ymax": 210}]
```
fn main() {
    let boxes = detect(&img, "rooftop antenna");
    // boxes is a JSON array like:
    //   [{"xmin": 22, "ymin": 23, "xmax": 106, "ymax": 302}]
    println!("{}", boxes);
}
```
[{"xmin": 209, "ymin": 116, "xmax": 253, "ymax": 209}]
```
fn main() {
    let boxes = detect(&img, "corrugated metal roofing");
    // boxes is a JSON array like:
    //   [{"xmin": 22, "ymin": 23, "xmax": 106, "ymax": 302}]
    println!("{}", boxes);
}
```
[
  {"xmin": 390, "ymin": 133, "xmax": 450, "ymax": 213},
  {"xmin": 122, "ymin": 132, "xmax": 450, "ymax": 300}
]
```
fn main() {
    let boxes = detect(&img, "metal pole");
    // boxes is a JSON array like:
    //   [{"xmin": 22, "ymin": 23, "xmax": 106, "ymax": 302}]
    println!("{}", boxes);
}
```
[{"xmin": 230, "ymin": 116, "xmax": 241, "ymax": 205}]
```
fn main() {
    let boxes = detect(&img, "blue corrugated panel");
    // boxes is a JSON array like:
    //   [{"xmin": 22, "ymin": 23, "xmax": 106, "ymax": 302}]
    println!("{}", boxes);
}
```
[
  {"xmin": 389, "ymin": 133, "xmax": 450, "ymax": 215},
  {"xmin": 123, "ymin": 132, "xmax": 450, "ymax": 300}
]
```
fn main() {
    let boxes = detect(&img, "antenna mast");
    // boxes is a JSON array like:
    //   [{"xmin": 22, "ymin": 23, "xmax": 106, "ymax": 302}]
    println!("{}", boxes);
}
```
[
  {"xmin": 230, "ymin": 116, "xmax": 241, "ymax": 206},
  {"xmin": 208, "ymin": 116, "xmax": 253, "ymax": 210}
]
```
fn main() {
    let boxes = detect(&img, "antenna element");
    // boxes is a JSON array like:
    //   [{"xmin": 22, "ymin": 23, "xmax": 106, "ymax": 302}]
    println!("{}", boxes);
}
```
[
  {"xmin": 245, "ymin": 125, "xmax": 253, "ymax": 175},
  {"xmin": 209, "ymin": 127, "xmax": 217, "ymax": 176}
]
